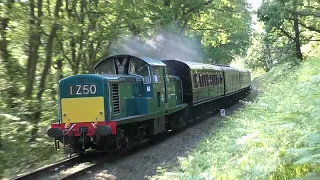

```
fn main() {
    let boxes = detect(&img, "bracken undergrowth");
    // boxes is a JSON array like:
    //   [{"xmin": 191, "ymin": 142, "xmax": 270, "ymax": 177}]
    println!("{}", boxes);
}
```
[{"xmin": 151, "ymin": 57, "xmax": 320, "ymax": 180}]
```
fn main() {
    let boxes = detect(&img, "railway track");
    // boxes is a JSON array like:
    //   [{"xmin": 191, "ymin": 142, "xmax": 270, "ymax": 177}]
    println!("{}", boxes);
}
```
[
  {"xmin": 10, "ymin": 139, "xmax": 162, "ymax": 180},
  {"xmin": 59, "ymin": 157, "xmax": 111, "ymax": 180},
  {"xmin": 11, "ymin": 153, "xmax": 115, "ymax": 180}
]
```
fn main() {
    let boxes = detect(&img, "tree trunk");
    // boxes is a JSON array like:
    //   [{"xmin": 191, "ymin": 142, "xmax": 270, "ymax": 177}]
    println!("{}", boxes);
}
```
[
  {"xmin": 265, "ymin": 42, "xmax": 273, "ymax": 71},
  {"xmin": 57, "ymin": 59, "xmax": 63, "ymax": 81},
  {"xmin": 73, "ymin": 0, "xmax": 86, "ymax": 75},
  {"xmin": 291, "ymin": 0, "xmax": 302, "ymax": 62},
  {"xmin": 293, "ymin": 14, "xmax": 302, "ymax": 62},
  {"xmin": 179, "ymin": 19, "xmax": 188, "ymax": 36},
  {"xmin": 25, "ymin": 0, "xmax": 43, "ymax": 100},
  {"xmin": 29, "ymin": 0, "xmax": 62, "ymax": 142},
  {"xmin": 163, "ymin": 0, "xmax": 170, "ymax": 6},
  {"xmin": 0, "ymin": 0, "xmax": 20, "ymax": 109}
]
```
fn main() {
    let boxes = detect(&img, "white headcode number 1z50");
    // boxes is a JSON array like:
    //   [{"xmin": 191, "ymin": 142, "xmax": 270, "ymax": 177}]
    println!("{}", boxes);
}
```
[{"xmin": 69, "ymin": 84, "xmax": 97, "ymax": 95}]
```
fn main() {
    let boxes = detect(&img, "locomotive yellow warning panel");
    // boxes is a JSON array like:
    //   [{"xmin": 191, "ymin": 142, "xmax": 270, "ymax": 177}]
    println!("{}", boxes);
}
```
[{"xmin": 61, "ymin": 97, "xmax": 105, "ymax": 123}]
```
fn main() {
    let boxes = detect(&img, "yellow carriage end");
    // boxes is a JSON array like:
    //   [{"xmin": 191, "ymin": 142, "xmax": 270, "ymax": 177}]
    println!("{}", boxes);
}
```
[{"xmin": 61, "ymin": 97, "xmax": 105, "ymax": 123}]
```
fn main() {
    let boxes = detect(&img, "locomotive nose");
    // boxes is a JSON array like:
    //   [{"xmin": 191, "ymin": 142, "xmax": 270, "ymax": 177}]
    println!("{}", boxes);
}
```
[{"xmin": 59, "ymin": 74, "xmax": 107, "ymax": 124}]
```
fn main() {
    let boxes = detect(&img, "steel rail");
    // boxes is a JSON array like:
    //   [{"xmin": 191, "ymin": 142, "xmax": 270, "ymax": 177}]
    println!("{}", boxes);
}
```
[
  {"xmin": 59, "ymin": 158, "xmax": 110, "ymax": 180},
  {"xmin": 11, "ymin": 155, "xmax": 79, "ymax": 180}
]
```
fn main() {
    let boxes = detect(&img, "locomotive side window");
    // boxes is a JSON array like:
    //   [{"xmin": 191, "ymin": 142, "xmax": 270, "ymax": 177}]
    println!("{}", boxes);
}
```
[
  {"xmin": 95, "ymin": 59, "xmax": 116, "ymax": 74},
  {"xmin": 129, "ymin": 58, "xmax": 151, "ymax": 83},
  {"xmin": 152, "ymin": 67, "xmax": 163, "ymax": 83}
]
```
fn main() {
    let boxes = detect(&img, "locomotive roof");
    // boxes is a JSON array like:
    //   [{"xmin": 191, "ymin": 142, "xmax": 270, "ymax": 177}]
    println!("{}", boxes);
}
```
[
  {"xmin": 94, "ymin": 54, "xmax": 166, "ymax": 70},
  {"xmin": 163, "ymin": 59, "xmax": 223, "ymax": 71}
]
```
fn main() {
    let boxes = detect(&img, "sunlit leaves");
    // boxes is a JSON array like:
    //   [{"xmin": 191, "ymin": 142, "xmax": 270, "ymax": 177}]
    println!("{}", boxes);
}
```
[
  {"xmin": 257, "ymin": 0, "xmax": 320, "ymax": 66},
  {"xmin": 184, "ymin": 0, "xmax": 252, "ymax": 63}
]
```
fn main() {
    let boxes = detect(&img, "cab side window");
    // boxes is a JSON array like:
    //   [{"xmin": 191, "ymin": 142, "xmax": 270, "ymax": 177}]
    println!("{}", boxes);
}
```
[
  {"xmin": 129, "ymin": 58, "xmax": 151, "ymax": 83},
  {"xmin": 153, "ymin": 67, "xmax": 163, "ymax": 83}
]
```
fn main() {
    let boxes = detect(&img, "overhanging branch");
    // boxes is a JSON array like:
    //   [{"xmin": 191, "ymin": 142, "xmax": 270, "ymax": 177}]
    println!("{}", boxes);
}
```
[
  {"xmin": 298, "ymin": 20, "xmax": 320, "ymax": 33},
  {"xmin": 279, "ymin": 27, "xmax": 295, "ymax": 40},
  {"xmin": 289, "ymin": 9, "xmax": 320, "ymax": 18}
]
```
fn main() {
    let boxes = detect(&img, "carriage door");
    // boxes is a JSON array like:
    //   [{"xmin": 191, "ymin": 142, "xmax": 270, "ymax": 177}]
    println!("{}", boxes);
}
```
[{"xmin": 153, "ymin": 66, "xmax": 166, "ymax": 110}]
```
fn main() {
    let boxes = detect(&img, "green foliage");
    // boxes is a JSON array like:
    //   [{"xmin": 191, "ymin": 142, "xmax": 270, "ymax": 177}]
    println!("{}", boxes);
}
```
[
  {"xmin": 0, "ymin": 0, "xmax": 253, "ymax": 178},
  {"xmin": 0, "ymin": 103, "xmax": 68, "ymax": 178},
  {"xmin": 191, "ymin": 0, "xmax": 253, "ymax": 63},
  {"xmin": 256, "ymin": 0, "xmax": 320, "ymax": 65},
  {"xmin": 150, "ymin": 56, "xmax": 320, "ymax": 180},
  {"xmin": 244, "ymin": 29, "xmax": 297, "ymax": 72}
]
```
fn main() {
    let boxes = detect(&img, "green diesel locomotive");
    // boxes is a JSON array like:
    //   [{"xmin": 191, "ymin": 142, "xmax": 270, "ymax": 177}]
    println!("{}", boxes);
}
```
[{"xmin": 47, "ymin": 54, "xmax": 251, "ymax": 154}]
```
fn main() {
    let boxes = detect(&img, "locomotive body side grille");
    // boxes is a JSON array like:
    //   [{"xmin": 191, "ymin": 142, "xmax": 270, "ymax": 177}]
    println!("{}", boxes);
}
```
[{"xmin": 112, "ymin": 84, "xmax": 120, "ymax": 115}]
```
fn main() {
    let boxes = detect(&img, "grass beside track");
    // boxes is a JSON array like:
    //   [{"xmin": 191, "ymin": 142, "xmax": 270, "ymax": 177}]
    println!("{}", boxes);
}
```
[{"xmin": 151, "ymin": 58, "xmax": 320, "ymax": 180}]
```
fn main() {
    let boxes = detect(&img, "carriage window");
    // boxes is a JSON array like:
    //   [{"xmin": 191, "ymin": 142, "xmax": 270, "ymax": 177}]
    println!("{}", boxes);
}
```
[
  {"xmin": 129, "ymin": 58, "xmax": 151, "ymax": 83},
  {"xmin": 201, "ymin": 75, "xmax": 203, "ymax": 87},
  {"xmin": 95, "ymin": 60, "xmax": 116, "ymax": 74},
  {"xmin": 205, "ymin": 75, "xmax": 208, "ymax": 87},
  {"xmin": 193, "ymin": 74, "xmax": 199, "ymax": 88},
  {"xmin": 208, "ymin": 75, "xmax": 212, "ymax": 86},
  {"xmin": 211, "ymin": 75, "xmax": 214, "ymax": 86}
]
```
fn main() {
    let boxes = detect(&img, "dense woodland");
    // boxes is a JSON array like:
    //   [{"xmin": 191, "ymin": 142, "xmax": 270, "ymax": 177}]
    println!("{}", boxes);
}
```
[{"xmin": 0, "ymin": 0, "xmax": 320, "ymax": 178}]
